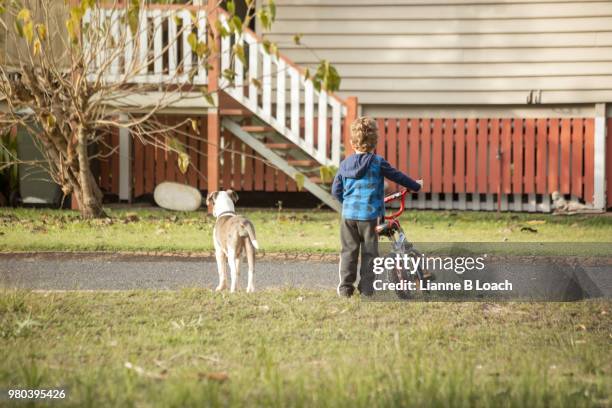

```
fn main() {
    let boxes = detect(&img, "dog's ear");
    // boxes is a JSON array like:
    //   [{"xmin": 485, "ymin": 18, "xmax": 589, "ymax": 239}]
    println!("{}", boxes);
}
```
[
  {"xmin": 206, "ymin": 191, "xmax": 219, "ymax": 206},
  {"xmin": 226, "ymin": 189, "xmax": 239, "ymax": 203}
]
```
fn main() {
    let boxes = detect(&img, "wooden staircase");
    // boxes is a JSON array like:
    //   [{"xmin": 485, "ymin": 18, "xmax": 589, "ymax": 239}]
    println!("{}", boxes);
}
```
[
  {"xmin": 221, "ymin": 114, "xmax": 341, "ymax": 211},
  {"xmin": 85, "ymin": 4, "xmax": 357, "ymax": 211},
  {"xmin": 216, "ymin": 9, "xmax": 352, "ymax": 211}
]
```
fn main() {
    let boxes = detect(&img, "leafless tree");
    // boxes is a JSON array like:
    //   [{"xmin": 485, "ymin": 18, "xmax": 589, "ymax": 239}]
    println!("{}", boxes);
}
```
[
  {"xmin": 0, "ymin": 0, "xmax": 254, "ymax": 217},
  {"xmin": 0, "ymin": 0, "xmax": 340, "ymax": 218}
]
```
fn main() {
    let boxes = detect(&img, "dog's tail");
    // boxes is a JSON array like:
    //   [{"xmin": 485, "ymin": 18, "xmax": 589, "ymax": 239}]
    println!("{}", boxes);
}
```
[{"xmin": 239, "ymin": 220, "xmax": 259, "ymax": 250}]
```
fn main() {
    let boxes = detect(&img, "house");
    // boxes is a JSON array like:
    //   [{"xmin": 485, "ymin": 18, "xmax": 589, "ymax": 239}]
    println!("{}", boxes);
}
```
[
  {"xmin": 264, "ymin": 0, "xmax": 612, "ymax": 212},
  {"xmin": 3, "ymin": 0, "xmax": 611, "ymax": 212}
]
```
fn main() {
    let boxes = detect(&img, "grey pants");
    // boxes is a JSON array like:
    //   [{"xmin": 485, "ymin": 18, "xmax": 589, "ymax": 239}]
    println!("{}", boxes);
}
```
[{"xmin": 339, "ymin": 218, "xmax": 379, "ymax": 295}]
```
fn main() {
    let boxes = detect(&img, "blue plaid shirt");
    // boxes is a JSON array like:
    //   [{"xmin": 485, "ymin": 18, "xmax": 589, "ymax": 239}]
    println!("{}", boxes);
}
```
[{"xmin": 332, "ymin": 153, "xmax": 421, "ymax": 221}]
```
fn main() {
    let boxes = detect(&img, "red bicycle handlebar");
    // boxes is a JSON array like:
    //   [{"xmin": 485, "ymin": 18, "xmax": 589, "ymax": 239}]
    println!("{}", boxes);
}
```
[{"xmin": 384, "ymin": 189, "xmax": 409, "ymax": 220}]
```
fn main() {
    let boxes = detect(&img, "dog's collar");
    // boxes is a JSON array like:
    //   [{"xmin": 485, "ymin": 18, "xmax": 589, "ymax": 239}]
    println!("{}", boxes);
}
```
[{"xmin": 216, "ymin": 211, "xmax": 236, "ymax": 218}]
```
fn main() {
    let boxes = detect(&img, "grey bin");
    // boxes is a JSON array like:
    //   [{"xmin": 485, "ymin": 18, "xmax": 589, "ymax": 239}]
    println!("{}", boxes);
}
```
[{"xmin": 16, "ymin": 125, "xmax": 62, "ymax": 207}]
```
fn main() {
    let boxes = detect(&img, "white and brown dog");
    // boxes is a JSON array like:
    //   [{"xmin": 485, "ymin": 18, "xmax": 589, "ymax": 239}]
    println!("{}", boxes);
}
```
[{"xmin": 206, "ymin": 190, "xmax": 258, "ymax": 292}]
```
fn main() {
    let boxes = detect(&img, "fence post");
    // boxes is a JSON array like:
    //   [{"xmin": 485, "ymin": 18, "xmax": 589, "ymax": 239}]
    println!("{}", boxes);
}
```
[
  {"xmin": 343, "ymin": 96, "xmax": 358, "ymax": 157},
  {"xmin": 206, "ymin": 2, "xmax": 220, "ymax": 211},
  {"xmin": 593, "ymin": 103, "xmax": 607, "ymax": 210},
  {"xmin": 118, "ymin": 114, "xmax": 132, "ymax": 202}
]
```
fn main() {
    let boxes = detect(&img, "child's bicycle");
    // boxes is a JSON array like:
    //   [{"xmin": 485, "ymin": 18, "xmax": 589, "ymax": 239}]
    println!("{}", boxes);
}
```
[{"xmin": 375, "ymin": 189, "xmax": 434, "ymax": 299}]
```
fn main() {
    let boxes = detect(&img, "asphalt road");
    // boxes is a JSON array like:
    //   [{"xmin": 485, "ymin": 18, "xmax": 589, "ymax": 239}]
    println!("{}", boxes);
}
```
[
  {"xmin": 0, "ymin": 253, "xmax": 610, "ymax": 301},
  {"xmin": 0, "ymin": 253, "xmax": 338, "ymax": 291}
]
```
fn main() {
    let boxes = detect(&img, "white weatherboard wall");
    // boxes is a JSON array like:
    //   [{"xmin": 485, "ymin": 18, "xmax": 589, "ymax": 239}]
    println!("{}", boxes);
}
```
[{"xmin": 269, "ymin": 0, "xmax": 612, "ymax": 106}]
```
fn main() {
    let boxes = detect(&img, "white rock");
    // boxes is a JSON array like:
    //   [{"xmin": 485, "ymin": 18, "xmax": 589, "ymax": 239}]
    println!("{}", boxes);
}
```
[{"xmin": 153, "ymin": 182, "xmax": 202, "ymax": 212}]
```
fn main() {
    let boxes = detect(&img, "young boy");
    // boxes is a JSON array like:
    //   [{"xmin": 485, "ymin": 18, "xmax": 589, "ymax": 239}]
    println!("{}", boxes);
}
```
[{"xmin": 331, "ymin": 117, "xmax": 422, "ymax": 297}]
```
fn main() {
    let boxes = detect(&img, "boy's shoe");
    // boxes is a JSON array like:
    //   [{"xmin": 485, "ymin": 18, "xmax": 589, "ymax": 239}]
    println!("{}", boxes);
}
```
[
  {"xmin": 338, "ymin": 287, "xmax": 354, "ymax": 298},
  {"xmin": 357, "ymin": 284, "xmax": 374, "ymax": 297}
]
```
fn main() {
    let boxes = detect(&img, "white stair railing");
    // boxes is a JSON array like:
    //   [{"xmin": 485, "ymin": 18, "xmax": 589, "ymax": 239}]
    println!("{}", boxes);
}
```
[
  {"xmin": 218, "ymin": 13, "xmax": 345, "ymax": 167},
  {"xmin": 84, "ymin": 6, "xmax": 346, "ymax": 167},
  {"xmin": 84, "ymin": 6, "xmax": 207, "ymax": 85}
]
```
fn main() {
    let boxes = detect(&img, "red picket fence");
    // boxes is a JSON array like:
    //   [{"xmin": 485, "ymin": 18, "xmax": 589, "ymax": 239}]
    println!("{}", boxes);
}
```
[
  {"xmin": 96, "ymin": 115, "xmax": 608, "ymax": 210},
  {"xmin": 219, "ymin": 131, "xmax": 299, "ymax": 193},
  {"xmin": 131, "ymin": 116, "xmax": 208, "ymax": 197},
  {"xmin": 98, "ymin": 129, "xmax": 120, "ymax": 196},
  {"xmin": 375, "ymin": 118, "xmax": 596, "ymax": 204},
  {"xmin": 96, "ymin": 116, "xmax": 300, "ymax": 197}
]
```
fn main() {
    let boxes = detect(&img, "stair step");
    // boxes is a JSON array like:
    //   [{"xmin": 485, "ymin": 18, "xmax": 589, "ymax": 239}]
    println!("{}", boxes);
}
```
[
  {"xmin": 242, "ymin": 125, "xmax": 275, "ymax": 133},
  {"xmin": 287, "ymin": 159, "xmax": 319, "ymax": 167},
  {"xmin": 309, "ymin": 176, "xmax": 335, "ymax": 184},
  {"xmin": 221, "ymin": 117, "xmax": 341, "ymax": 212},
  {"xmin": 266, "ymin": 143, "xmax": 295, "ymax": 150},
  {"xmin": 220, "ymin": 108, "xmax": 253, "ymax": 116}
]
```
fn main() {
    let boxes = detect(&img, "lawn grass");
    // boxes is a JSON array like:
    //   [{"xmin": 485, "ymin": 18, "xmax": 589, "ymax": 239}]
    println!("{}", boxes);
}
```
[
  {"xmin": 0, "ymin": 207, "xmax": 611, "ymax": 255},
  {"xmin": 0, "ymin": 289, "xmax": 609, "ymax": 407}
]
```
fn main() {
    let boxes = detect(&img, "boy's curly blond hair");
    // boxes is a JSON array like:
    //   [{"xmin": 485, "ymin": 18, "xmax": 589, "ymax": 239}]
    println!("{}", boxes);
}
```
[{"xmin": 350, "ymin": 117, "xmax": 378, "ymax": 152}]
